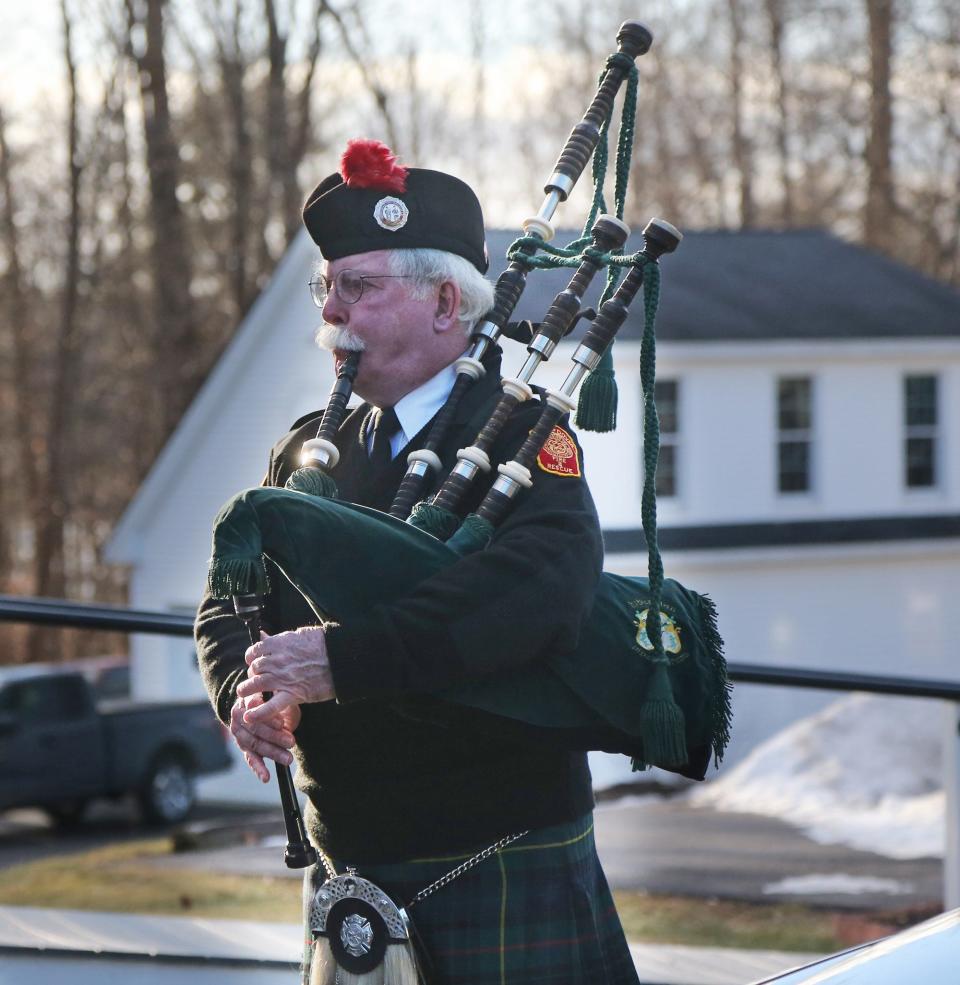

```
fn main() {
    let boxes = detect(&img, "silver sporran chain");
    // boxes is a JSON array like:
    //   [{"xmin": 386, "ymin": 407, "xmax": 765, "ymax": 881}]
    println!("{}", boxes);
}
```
[
  {"xmin": 407, "ymin": 829, "xmax": 528, "ymax": 907},
  {"xmin": 318, "ymin": 828, "xmax": 527, "ymax": 909}
]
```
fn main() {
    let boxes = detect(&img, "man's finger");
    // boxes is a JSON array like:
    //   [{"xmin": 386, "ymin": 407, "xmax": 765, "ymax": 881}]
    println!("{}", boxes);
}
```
[
  {"xmin": 248, "ymin": 656, "xmax": 271, "ymax": 676},
  {"xmin": 233, "ymin": 719, "xmax": 293, "ymax": 765},
  {"xmin": 248, "ymin": 730, "xmax": 293, "ymax": 765},
  {"xmin": 244, "ymin": 750, "xmax": 271, "ymax": 783},
  {"xmin": 245, "ymin": 720, "xmax": 295, "ymax": 749},
  {"xmin": 231, "ymin": 701, "xmax": 294, "ymax": 747},
  {"xmin": 236, "ymin": 673, "xmax": 275, "ymax": 699},
  {"xmin": 230, "ymin": 706, "xmax": 274, "ymax": 781},
  {"xmin": 244, "ymin": 690, "xmax": 297, "ymax": 723}
]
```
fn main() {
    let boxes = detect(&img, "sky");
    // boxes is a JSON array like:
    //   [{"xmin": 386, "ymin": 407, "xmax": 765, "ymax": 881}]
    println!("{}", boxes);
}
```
[
  {"xmin": 0, "ymin": 0, "xmax": 598, "ymax": 224},
  {"xmin": 0, "ymin": 3, "xmax": 63, "ymax": 114},
  {"xmin": 0, "ymin": 0, "xmax": 550, "ymax": 112}
]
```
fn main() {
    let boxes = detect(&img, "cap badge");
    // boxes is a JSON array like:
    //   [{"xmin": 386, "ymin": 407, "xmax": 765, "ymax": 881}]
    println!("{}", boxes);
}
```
[{"xmin": 373, "ymin": 196, "xmax": 409, "ymax": 231}]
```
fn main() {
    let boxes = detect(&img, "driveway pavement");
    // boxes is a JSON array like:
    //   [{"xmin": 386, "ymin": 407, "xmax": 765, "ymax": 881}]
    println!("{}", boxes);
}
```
[
  {"xmin": 594, "ymin": 797, "xmax": 942, "ymax": 910},
  {"xmin": 145, "ymin": 795, "xmax": 943, "ymax": 911}
]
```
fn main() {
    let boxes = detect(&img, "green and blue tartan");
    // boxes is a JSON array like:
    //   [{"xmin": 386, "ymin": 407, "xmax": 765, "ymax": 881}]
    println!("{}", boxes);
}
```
[{"xmin": 302, "ymin": 813, "xmax": 638, "ymax": 985}]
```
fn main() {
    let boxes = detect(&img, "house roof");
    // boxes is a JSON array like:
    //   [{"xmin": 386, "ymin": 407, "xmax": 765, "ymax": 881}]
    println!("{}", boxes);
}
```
[{"xmin": 487, "ymin": 228, "xmax": 960, "ymax": 342}]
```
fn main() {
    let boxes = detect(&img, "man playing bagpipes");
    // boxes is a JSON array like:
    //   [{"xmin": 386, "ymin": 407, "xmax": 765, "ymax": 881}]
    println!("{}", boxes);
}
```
[{"xmin": 195, "ymin": 140, "xmax": 643, "ymax": 984}]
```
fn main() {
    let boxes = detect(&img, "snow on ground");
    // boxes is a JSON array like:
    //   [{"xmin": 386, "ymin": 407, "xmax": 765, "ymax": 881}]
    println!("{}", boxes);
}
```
[
  {"xmin": 762, "ymin": 874, "xmax": 915, "ymax": 897},
  {"xmin": 687, "ymin": 692, "xmax": 946, "ymax": 860}
]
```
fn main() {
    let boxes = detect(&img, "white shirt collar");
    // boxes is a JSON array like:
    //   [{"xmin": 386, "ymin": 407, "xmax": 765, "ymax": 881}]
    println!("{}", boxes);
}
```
[{"xmin": 367, "ymin": 361, "xmax": 460, "ymax": 458}]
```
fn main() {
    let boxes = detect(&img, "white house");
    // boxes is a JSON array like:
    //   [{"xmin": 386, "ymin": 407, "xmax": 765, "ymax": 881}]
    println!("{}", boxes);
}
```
[{"xmin": 106, "ymin": 226, "xmax": 960, "ymax": 800}]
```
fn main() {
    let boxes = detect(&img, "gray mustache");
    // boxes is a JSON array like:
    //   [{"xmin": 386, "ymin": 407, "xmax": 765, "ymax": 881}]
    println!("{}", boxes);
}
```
[{"xmin": 314, "ymin": 324, "xmax": 366, "ymax": 352}]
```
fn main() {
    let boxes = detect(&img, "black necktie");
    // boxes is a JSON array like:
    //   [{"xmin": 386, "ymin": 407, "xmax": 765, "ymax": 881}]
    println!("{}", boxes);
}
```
[{"xmin": 369, "ymin": 406, "xmax": 400, "ymax": 469}]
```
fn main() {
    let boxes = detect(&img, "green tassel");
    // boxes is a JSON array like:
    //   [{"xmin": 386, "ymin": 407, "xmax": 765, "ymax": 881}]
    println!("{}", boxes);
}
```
[
  {"xmin": 446, "ymin": 513, "xmax": 495, "ymax": 556},
  {"xmin": 696, "ymin": 593, "xmax": 733, "ymax": 767},
  {"xmin": 207, "ymin": 556, "xmax": 270, "ymax": 599},
  {"xmin": 284, "ymin": 467, "xmax": 339, "ymax": 499},
  {"xmin": 575, "ymin": 345, "xmax": 618, "ymax": 433},
  {"xmin": 407, "ymin": 501, "xmax": 461, "ymax": 540},
  {"xmin": 639, "ymin": 661, "xmax": 688, "ymax": 768}
]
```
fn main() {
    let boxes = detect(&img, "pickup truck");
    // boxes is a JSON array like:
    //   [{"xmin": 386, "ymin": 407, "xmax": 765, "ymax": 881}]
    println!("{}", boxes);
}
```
[{"xmin": 0, "ymin": 670, "xmax": 232, "ymax": 825}]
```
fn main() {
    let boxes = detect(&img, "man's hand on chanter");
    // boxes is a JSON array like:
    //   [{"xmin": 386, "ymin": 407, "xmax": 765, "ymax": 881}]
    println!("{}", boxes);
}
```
[
  {"xmin": 237, "ymin": 627, "xmax": 336, "ymax": 728},
  {"xmin": 229, "ymin": 691, "xmax": 300, "ymax": 783}
]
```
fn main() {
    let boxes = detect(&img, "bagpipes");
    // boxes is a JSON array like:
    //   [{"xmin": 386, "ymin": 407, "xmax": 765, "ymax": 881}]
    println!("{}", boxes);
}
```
[{"xmin": 204, "ymin": 19, "xmax": 731, "ymax": 984}]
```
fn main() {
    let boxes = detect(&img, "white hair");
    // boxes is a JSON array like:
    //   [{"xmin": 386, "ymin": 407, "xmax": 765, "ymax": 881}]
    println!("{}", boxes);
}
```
[{"xmin": 386, "ymin": 248, "xmax": 495, "ymax": 331}]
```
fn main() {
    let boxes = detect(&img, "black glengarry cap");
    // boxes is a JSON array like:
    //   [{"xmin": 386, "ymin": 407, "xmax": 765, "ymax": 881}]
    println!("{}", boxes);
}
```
[{"xmin": 302, "ymin": 140, "xmax": 488, "ymax": 273}]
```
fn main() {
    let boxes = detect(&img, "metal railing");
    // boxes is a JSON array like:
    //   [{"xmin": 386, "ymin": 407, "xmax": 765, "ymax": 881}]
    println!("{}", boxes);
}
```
[
  {"xmin": 0, "ymin": 595, "xmax": 195, "ymax": 637},
  {"xmin": 1, "ymin": 592, "xmax": 957, "ymax": 907}
]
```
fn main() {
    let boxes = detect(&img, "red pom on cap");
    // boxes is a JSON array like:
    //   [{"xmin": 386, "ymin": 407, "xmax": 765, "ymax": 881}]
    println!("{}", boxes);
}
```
[{"xmin": 339, "ymin": 139, "xmax": 408, "ymax": 193}]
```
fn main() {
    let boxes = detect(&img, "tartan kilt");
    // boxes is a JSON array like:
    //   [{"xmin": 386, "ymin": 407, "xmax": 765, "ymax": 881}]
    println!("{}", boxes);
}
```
[{"xmin": 302, "ymin": 812, "xmax": 639, "ymax": 985}]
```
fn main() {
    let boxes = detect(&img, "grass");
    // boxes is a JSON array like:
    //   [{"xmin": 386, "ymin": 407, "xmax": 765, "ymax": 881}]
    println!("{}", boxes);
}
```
[
  {"xmin": 0, "ymin": 838, "xmax": 302, "ymax": 922},
  {"xmin": 0, "ymin": 838, "xmax": 936, "ymax": 952},
  {"xmin": 615, "ymin": 890, "xmax": 846, "ymax": 952}
]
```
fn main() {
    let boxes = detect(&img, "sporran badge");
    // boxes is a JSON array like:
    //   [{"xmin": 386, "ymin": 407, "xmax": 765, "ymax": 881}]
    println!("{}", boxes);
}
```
[{"xmin": 309, "ymin": 870, "xmax": 424, "ymax": 985}]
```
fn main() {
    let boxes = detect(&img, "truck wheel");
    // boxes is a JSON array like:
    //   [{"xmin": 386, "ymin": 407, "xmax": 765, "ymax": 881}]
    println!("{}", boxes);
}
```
[{"xmin": 139, "ymin": 754, "xmax": 195, "ymax": 825}]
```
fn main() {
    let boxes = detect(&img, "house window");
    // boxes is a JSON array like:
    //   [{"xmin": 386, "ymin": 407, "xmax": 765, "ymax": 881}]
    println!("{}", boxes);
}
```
[
  {"xmin": 643, "ymin": 380, "xmax": 679, "ymax": 498},
  {"xmin": 904, "ymin": 375, "xmax": 938, "ymax": 488},
  {"xmin": 777, "ymin": 377, "xmax": 812, "ymax": 493}
]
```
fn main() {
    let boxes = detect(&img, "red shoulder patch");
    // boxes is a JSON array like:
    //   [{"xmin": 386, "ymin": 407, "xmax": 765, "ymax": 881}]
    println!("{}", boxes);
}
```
[{"xmin": 537, "ymin": 426, "xmax": 581, "ymax": 477}]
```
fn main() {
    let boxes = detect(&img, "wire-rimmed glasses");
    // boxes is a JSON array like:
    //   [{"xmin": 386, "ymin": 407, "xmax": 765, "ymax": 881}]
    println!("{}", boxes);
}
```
[{"xmin": 308, "ymin": 269, "xmax": 412, "ymax": 308}]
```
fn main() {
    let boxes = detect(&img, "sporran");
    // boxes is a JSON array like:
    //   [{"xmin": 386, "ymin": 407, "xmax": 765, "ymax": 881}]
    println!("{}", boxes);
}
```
[
  {"xmin": 309, "ymin": 869, "xmax": 425, "ymax": 985},
  {"xmin": 307, "ymin": 830, "xmax": 527, "ymax": 985}
]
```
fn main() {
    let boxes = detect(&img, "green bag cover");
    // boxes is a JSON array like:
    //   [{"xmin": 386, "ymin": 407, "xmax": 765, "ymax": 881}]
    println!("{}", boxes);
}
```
[{"xmin": 207, "ymin": 487, "xmax": 730, "ymax": 778}]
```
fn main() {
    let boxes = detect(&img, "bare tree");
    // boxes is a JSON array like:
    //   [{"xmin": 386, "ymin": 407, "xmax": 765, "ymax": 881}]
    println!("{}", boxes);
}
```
[
  {"xmin": 0, "ymin": 108, "xmax": 39, "ymax": 543},
  {"xmin": 727, "ymin": 0, "xmax": 756, "ymax": 227},
  {"xmin": 264, "ymin": 0, "xmax": 295, "ymax": 238},
  {"xmin": 33, "ymin": 0, "xmax": 84, "ymax": 610},
  {"xmin": 288, "ymin": 10, "xmax": 325, "ymax": 170},
  {"xmin": 124, "ymin": 0, "xmax": 198, "ymax": 441},
  {"xmin": 864, "ymin": 0, "xmax": 896, "ymax": 250},
  {"xmin": 0, "ymin": 0, "xmax": 87, "ymax": 661},
  {"xmin": 264, "ymin": 0, "xmax": 326, "ymax": 245},
  {"xmin": 764, "ymin": 0, "xmax": 794, "ymax": 224},
  {"xmin": 889, "ymin": 0, "xmax": 960, "ymax": 284},
  {"xmin": 0, "ymin": 104, "xmax": 40, "ymax": 650},
  {"xmin": 208, "ymin": 0, "xmax": 255, "ymax": 316}
]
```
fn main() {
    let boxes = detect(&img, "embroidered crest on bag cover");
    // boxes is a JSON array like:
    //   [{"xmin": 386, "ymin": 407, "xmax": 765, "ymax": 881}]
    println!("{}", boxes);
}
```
[
  {"xmin": 633, "ymin": 601, "xmax": 687, "ymax": 664},
  {"xmin": 536, "ymin": 426, "xmax": 581, "ymax": 477}
]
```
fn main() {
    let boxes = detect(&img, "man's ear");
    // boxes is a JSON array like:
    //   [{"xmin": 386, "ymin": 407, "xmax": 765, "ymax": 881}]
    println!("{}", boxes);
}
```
[{"xmin": 433, "ymin": 280, "xmax": 461, "ymax": 333}]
